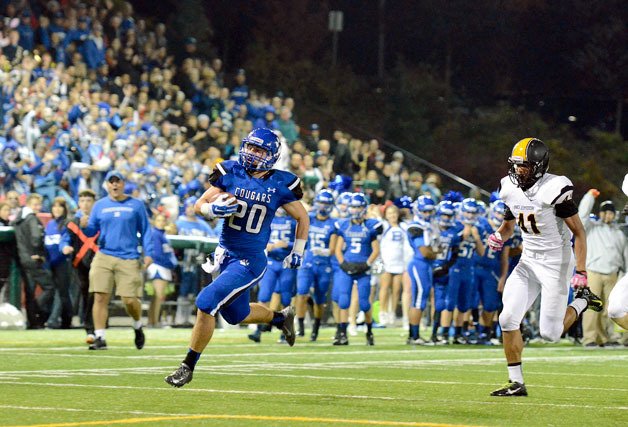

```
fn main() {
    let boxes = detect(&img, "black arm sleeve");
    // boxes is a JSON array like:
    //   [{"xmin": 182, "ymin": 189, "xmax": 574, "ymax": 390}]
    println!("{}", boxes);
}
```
[
  {"xmin": 291, "ymin": 180, "xmax": 303, "ymax": 200},
  {"xmin": 208, "ymin": 168, "xmax": 222, "ymax": 185},
  {"xmin": 406, "ymin": 227, "xmax": 424, "ymax": 238},
  {"xmin": 555, "ymin": 199, "xmax": 578, "ymax": 218},
  {"xmin": 504, "ymin": 205, "xmax": 515, "ymax": 221}
]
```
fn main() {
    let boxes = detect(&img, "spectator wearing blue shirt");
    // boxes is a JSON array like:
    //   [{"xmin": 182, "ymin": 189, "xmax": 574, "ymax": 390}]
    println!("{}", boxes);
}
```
[
  {"xmin": 230, "ymin": 68, "xmax": 249, "ymax": 105},
  {"xmin": 17, "ymin": 11, "xmax": 34, "ymax": 52},
  {"xmin": 83, "ymin": 170, "xmax": 154, "ymax": 350},
  {"xmin": 80, "ymin": 23, "xmax": 106, "ymax": 70}
]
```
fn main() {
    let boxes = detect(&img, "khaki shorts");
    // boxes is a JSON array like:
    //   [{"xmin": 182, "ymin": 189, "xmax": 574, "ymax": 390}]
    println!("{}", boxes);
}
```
[{"xmin": 89, "ymin": 252, "xmax": 144, "ymax": 297}]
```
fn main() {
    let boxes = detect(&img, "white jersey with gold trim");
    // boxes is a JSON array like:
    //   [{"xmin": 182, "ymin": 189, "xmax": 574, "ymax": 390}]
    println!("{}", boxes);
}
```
[{"xmin": 499, "ymin": 173, "xmax": 574, "ymax": 252}]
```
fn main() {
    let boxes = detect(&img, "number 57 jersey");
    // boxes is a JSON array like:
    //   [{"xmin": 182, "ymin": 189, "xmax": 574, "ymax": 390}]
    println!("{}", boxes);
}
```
[
  {"xmin": 498, "ymin": 173, "xmax": 574, "ymax": 252},
  {"xmin": 209, "ymin": 160, "xmax": 302, "ymax": 258}
]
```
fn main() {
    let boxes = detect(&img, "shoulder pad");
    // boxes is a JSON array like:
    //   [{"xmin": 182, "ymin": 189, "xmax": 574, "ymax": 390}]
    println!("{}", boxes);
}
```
[
  {"xmin": 498, "ymin": 177, "xmax": 515, "ymax": 202},
  {"xmin": 539, "ymin": 174, "xmax": 574, "ymax": 205}
]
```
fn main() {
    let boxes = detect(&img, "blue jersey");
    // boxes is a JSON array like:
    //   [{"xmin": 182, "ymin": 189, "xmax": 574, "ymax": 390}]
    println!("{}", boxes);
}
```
[
  {"xmin": 454, "ymin": 223, "xmax": 480, "ymax": 267},
  {"xmin": 477, "ymin": 220, "xmax": 502, "ymax": 272},
  {"xmin": 335, "ymin": 218, "xmax": 382, "ymax": 263},
  {"xmin": 150, "ymin": 227, "xmax": 178, "ymax": 269},
  {"xmin": 267, "ymin": 215, "xmax": 297, "ymax": 261},
  {"xmin": 209, "ymin": 160, "xmax": 301, "ymax": 258},
  {"xmin": 406, "ymin": 221, "xmax": 434, "ymax": 264},
  {"xmin": 433, "ymin": 225, "xmax": 461, "ymax": 269},
  {"xmin": 304, "ymin": 214, "xmax": 337, "ymax": 264}
]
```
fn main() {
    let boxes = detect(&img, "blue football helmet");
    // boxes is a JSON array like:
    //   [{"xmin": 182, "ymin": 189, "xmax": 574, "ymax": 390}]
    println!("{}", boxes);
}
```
[
  {"xmin": 460, "ymin": 198, "xmax": 479, "ymax": 225},
  {"xmin": 348, "ymin": 192, "xmax": 368, "ymax": 220},
  {"xmin": 336, "ymin": 191, "xmax": 353, "ymax": 218},
  {"xmin": 490, "ymin": 200, "xmax": 506, "ymax": 223},
  {"xmin": 314, "ymin": 189, "xmax": 335, "ymax": 216},
  {"xmin": 436, "ymin": 201, "xmax": 456, "ymax": 228},
  {"xmin": 412, "ymin": 195, "xmax": 436, "ymax": 221},
  {"xmin": 476, "ymin": 200, "xmax": 487, "ymax": 217},
  {"xmin": 393, "ymin": 195, "xmax": 413, "ymax": 210},
  {"xmin": 442, "ymin": 190, "xmax": 464, "ymax": 203},
  {"xmin": 329, "ymin": 174, "xmax": 353, "ymax": 194},
  {"xmin": 489, "ymin": 191, "xmax": 501, "ymax": 203},
  {"xmin": 238, "ymin": 128, "xmax": 281, "ymax": 171}
]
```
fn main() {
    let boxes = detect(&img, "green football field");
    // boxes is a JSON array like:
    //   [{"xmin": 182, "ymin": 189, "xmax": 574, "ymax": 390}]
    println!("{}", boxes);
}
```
[{"xmin": 0, "ymin": 327, "xmax": 626, "ymax": 427}]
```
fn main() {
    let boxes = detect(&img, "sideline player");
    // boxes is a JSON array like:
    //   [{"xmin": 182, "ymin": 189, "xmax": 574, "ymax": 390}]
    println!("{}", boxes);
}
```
[
  {"xmin": 165, "ymin": 128, "xmax": 309, "ymax": 387},
  {"xmin": 488, "ymin": 137, "xmax": 603, "ymax": 396},
  {"xmin": 334, "ymin": 193, "xmax": 382, "ymax": 345},
  {"xmin": 296, "ymin": 189, "xmax": 337, "ymax": 341}
]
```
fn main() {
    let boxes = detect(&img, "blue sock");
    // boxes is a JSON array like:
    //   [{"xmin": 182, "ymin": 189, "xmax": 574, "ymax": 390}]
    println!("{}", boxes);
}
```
[
  {"xmin": 341, "ymin": 322, "xmax": 348, "ymax": 333},
  {"xmin": 270, "ymin": 311, "xmax": 285, "ymax": 327},
  {"xmin": 410, "ymin": 325, "xmax": 419, "ymax": 339},
  {"xmin": 454, "ymin": 326, "xmax": 462, "ymax": 336},
  {"xmin": 183, "ymin": 348, "xmax": 201, "ymax": 371}
]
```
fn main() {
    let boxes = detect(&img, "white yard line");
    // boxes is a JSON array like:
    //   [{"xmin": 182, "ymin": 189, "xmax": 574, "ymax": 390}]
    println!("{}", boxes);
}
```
[{"xmin": 1, "ymin": 381, "xmax": 626, "ymax": 411}]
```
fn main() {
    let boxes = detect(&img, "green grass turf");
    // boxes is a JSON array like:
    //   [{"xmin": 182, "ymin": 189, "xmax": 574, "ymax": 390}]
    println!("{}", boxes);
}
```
[{"xmin": 0, "ymin": 327, "xmax": 626, "ymax": 427}]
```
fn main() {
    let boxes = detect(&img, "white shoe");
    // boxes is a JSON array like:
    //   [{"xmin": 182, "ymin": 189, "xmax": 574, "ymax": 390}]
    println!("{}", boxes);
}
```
[
  {"xmin": 379, "ymin": 312, "xmax": 388, "ymax": 325},
  {"xmin": 348, "ymin": 324, "xmax": 358, "ymax": 336},
  {"xmin": 356, "ymin": 311, "xmax": 365, "ymax": 324}
]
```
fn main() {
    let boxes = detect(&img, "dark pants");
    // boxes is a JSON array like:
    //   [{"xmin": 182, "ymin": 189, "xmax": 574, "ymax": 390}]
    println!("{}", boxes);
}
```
[
  {"xmin": 77, "ymin": 264, "xmax": 94, "ymax": 334},
  {"xmin": 22, "ymin": 264, "xmax": 55, "ymax": 328},
  {"xmin": 49, "ymin": 261, "xmax": 74, "ymax": 328}
]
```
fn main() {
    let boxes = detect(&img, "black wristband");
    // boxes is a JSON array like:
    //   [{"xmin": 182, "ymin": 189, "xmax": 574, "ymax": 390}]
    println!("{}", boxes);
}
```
[{"xmin": 575, "ymin": 270, "xmax": 587, "ymax": 276}]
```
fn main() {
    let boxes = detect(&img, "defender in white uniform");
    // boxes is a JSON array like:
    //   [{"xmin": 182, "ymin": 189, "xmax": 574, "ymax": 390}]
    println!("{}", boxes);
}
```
[
  {"xmin": 487, "ymin": 137, "xmax": 603, "ymax": 397},
  {"xmin": 607, "ymin": 173, "xmax": 628, "ymax": 329}
]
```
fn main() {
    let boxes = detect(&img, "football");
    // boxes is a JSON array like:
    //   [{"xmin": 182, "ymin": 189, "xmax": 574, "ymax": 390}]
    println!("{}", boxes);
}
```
[{"xmin": 208, "ymin": 191, "xmax": 238, "ymax": 206}]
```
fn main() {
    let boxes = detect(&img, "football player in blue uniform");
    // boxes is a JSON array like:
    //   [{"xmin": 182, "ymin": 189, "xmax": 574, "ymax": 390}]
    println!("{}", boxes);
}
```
[
  {"xmin": 330, "ymin": 191, "xmax": 353, "ymax": 338},
  {"xmin": 406, "ymin": 197, "xmax": 440, "ymax": 344},
  {"xmin": 333, "ymin": 193, "xmax": 382, "ymax": 345},
  {"xmin": 165, "ymin": 128, "xmax": 309, "ymax": 387},
  {"xmin": 296, "ymin": 189, "xmax": 337, "ymax": 341},
  {"xmin": 248, "ymin": 208, "xmax": 297, "ymax": 343},
  {"xmin": 474, "ymin": 200, "xmax": 510, "ymax": 344},
  {"xmin": 444, "ymin": 198, "xmax": 485, "ymax": 344},
  {"xmin": 431, "ymin": 201, "xmax": 461, "ymax": 344}
]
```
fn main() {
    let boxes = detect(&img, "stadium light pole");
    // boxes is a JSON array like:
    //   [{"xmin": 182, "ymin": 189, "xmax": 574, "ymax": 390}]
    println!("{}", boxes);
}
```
[{"xmin": 329, "ymin": 10, "xmax": 344, "ymax": 68}]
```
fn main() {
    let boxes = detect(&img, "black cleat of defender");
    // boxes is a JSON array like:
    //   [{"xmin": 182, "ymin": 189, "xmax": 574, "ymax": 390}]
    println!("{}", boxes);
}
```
[
  {"xmin": 366, "ymin": 332, "xmax": 374, "ymax": 346},
  {"xmin": 575, "ymin": 287, "xmax": 604, "ymax": 313},
  {"xmin": 88, "ymin": 337, "xmax": 107, "ymax": 350},
  {"xmin": 490, "ymin": 381, "xmax": 528, "ymax": 397},
  {"xmin": 165, "ymin": 363, "xmax": 193, "ymax": 388},
  {"xmin": 279, "ymin": 306, "xmax": 296, "ymax": 346},
  {"xmin": 134, "ymin": 327, "xmax": 145, "ymax": 350}
]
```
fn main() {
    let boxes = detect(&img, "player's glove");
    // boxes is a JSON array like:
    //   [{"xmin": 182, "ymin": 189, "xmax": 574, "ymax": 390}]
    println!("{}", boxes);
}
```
[
  {"xmin": 340, "ymin": 261, "xmax": 370, "ymax": 275},
  {"xmin": 283, "ymin": 252, "xmax": 303, "ymax": 269},
  {"xmin": 487, "ymin": 231, "xmax": 504, "ymax": 251},
  {"xmin": 433, "ymin": 265, "xmax": 449, "ymax": 278},
  {"xmin": 200, "ymin": 194, "xmax": 238, "ymax": 219},
  {"xmin": 570, "ymin": 271, "xmax": 588, "ymax": 289}
]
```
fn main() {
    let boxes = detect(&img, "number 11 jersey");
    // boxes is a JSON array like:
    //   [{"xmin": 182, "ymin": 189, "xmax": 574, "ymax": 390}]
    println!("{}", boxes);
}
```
[
  {"xmin": 209, "ymin": 160, "xmax": 302, "ymax": 258},
  {"xmin": 498, "ymin": 173, "xmax": 574, "ymax": 252}
]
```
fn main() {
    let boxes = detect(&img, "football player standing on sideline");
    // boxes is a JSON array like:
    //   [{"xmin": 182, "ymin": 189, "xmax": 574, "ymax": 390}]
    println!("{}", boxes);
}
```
[
  {"xmin": 488, "ymin": 138, "xmax": 603, "ymax": 397},
  {"xmin": 165, "ymin": 128, "xmax": 309, "ymax": 387}
]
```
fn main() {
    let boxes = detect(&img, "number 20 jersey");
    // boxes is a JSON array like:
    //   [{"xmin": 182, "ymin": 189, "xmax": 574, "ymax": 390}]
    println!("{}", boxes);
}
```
[
  {"xmin": 209, "ymin": 160, "xmax": 302, "ymax": 257},
  {"xmin": 498, "ymin": 172, "xmax": 574, "ymax": 252}
]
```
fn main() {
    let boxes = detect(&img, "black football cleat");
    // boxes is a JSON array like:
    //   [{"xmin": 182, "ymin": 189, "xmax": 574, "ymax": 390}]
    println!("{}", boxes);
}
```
[
  {"xmin": 333, "ymin": 332, "xmax": 349, "ymax": 345},
  {"xmin": 88, "ymin": 337, "xmax": 107, "ymax": 350},
  {"xmin": 165, "ymin": 363, "xmax": 193, "ymax": 388},
  {"xmin": 310, "ymin": 331, "xmax": 318, "ymax": 342},
  {"xmin": 366, "ymin": 332, "xmax": 374, "ymax": 346},
  {"xmin": 134, "ymin": 327, "xmax": 145, "ymax": 350},
  {"xmin": 490, "ymin": 381, "xmax": 528, "ymax": 397},
  {"xmin": 279, "ymin": 306, "xmax": 296, "ymax": 346},
  {"xmin": 575, "ymin": 287, "xmax": 604, "ymax": 313},
  {"xmin": 248, "ymin": 330, "xmax": 261, "ymax": 343}
]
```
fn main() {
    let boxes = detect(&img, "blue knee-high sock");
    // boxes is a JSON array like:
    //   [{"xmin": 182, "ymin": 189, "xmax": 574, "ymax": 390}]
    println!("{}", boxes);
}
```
[{"xmin": 410, "ymin": 325, "xmax": 419, "ymax": 340}]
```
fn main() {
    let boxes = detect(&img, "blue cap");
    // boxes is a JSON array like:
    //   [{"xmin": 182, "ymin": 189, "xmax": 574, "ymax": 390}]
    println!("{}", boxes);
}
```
[
  {"xmin": 311, "ymin": 123, "xmax": 319, "ymax": 131},
  {"xmin": 105, "ymin": 170, "xmax": 125, "ymax": 182},
  {"xmin": 236, "ymin": 68, "xmax": 246, "ymax": 76}
]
